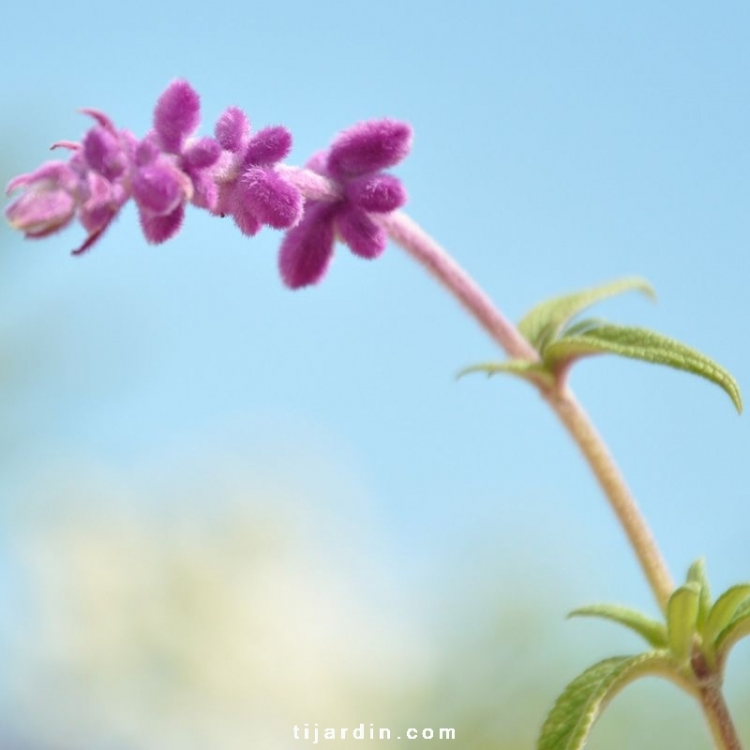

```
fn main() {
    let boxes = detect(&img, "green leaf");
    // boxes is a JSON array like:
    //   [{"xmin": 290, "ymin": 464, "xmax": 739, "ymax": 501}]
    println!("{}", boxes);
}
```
[
  {"xmin": 686, "ymin": 558, "xmax": 712, "ymax": 632},
  {"xmin": 538, "ymin": 652, "xmax": 672, "ymax": 750},
  {"xmin": 703, "ymin": 584, "xmax": 750, "ymax": 648},
  {"xmin": 569, "ymin": 604, "xmax": 668, "ymax": 648},
  {"xmin": 457, "ymin": 359, "xmax": 554, "ymax": 386},
  {"xmin": 543, "ymin": 324, "xmax": 743, "ymax": 413},
  {"xmin": 667, "ymin": 583, "xmax": 700, "ymax": 663},
  {"xmin": 518, "ymin": 277, "xmax": 655, "ymax": 351},
  {"xmin": 715, "ymin": 598, "xmax": 750, "ymax": 656}
]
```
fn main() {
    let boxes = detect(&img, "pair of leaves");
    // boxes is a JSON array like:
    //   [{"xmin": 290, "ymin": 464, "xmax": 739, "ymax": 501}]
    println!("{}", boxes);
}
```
[
  {"xmin": 461, "ymin": 277, "xmax": 742, "ymax": 413},
  {"xmin": 539, "ymin": 561, "xmax": 750, "ymax": 749}
]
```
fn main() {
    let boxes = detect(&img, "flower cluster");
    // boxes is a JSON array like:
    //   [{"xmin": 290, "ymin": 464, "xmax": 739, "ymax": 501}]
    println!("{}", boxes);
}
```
[
  {"xmin": 278, "ymin": 120, "xmax": 412, "ymax": 288},
  {"xmin": 5, "ymin": 80, "xmax": 412, "ymax": 287}
]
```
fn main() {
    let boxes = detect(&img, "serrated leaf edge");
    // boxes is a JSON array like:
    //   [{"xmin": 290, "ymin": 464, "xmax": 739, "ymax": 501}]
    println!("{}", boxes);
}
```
[
  {"xmin": 518, "ymin": 277, "xmax": 655, "ymax": 350},
  {"xmin": 537, "ymin": 652, "xmax": 679, "ymax": 750},
  {"xmin": 543, "ymin": 325, "xmax": 742, "ymax": 413}
]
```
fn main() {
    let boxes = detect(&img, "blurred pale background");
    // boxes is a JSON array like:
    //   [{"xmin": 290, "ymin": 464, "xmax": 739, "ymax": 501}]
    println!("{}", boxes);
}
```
[{"xmin": 1, "ymin": 2, "xmax": 748, "ymax": 748}]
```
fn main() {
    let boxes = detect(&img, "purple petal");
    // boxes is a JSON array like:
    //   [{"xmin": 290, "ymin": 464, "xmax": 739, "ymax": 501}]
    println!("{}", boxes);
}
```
[
  {"xmin": 327, "ymin": 119, "xmax": 412, "ymax": 179},
  {"xmin": 6, "ymin": 161, "xmax": 79, "ymax": 195},
  {"xmin": 139, "ymin": 204, "xmax": 185, "ymax": 243},
  {"xmin": 345, "ymin": 173, "xmax": 406, "ymax": 213},
  {"xmin": 190, "ymin": 171, "xmax": 218, "ymax": 211},
  {"xmin": 305, "ymin": 150, "xmax": 329, "ymax": 176},
  {"xmin": 231, "ymin": 202, "xmax": 262, "ymax": 236},
  {"xmin": 5, "ymin": 188, "xmax": 76, "ymax": 236},
  {"xmin": 183, "ymin": 137, "xmax": 221, "ymax": 170},
  {"xmin": 132, "ymin": 162, "xmax": 188, "ymax": 215},
  {"xmin": 215, "ymin": 106, "xmax": 250, "ymax": 151},
  {"xmin": 238, "ymin": 167, "xmax": 303, "ymax": 229},
  {"xmin": 243, "ymin": 126, "xmax": 293, "ymax": 166},
  {"xmin": 134, "ymin": 136, "xmax": 161, "ymax": 167},
  {"xmin": 153, "ymin": 80, "xmax": 201, "ymax": 152},
  {"xmin": 82, "ymin": 126, "xmax": 128, "ymax": 180},
  {"xmin": 335, "ymin": 205, "xmax": 387, "ymax": 259},
  {"xmin": 79, "ymin": 173, "xmax": 117, "ymax": 233},
  {"xmin": 278, "ymin": 203, "xmax": 336, "ymax": 288}
]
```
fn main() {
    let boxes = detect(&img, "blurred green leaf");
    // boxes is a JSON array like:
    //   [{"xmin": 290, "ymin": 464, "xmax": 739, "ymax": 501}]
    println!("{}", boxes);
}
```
[
  {"xmin": 686, "ymin": 559, "xmax": 712, "ymax": 632},
  {"xmin": 715, "ymin": 598, "xmax": 750, "ymax": 657},
  {"xmin": 538, "ymin": 652, "xmax": 670, "ymax": 750},
  {"xmin": 569, "ymin": 604, "xmax": 667, "ymax": 648},
  {"xmin": 457, "ymin": 359, "xmax": 554, "ymax": 386},
  {"xmin": 518, "ymin": 277, "xmax": 655, "ymax": 350},
  {"xmin": 703, "ymin": 584, "xmax": 750, "ymax": 649},
  {"xmin": 666, "ymin": 584, "xmax": 700, "ymax": 664},
  {"xmin": 543, "ymin": 325, "xmax": 742, "ymax": 413}
]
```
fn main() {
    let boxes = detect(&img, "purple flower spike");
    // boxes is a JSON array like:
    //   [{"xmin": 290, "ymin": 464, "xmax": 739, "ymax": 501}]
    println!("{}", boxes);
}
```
[{"xmin": 278, "ymin": 118, "xmax": 411, "ymax": 288}]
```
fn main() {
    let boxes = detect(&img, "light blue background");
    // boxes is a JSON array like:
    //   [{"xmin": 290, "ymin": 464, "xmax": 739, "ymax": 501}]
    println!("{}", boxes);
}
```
[{"xmin": 0, "ymin": 0, "xmax": 748, "ymax": 744}]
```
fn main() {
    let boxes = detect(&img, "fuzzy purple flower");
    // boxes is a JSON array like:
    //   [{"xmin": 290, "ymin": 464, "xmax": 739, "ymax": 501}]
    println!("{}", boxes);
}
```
[
  {"xmin": 278, "ymin": 119, "xmax": 412, "ymax": 289},
  {"xmin": 5, "ymin": 109, "xmax": 134, "ymax": 254},
  {"xmin": 131, "ymin": 80, "xmax": 223, "ymax": 243},
  {"xmin": 212, "ymin": 107, "xmax": 302, "ymax": 236}
]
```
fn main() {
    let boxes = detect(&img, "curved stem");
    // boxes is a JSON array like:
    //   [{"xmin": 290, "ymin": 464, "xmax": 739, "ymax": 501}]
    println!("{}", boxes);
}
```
[
  {"xmin": 377, "ymin": 209, "xmax": 674, "ymax": 611},
  {"xmin": 544, "ymin": 387, "xmax": 674, "ymax": 610},
  {"xmin": 378, "ymin": 212, "xmax": 539, "ymax": 361}
]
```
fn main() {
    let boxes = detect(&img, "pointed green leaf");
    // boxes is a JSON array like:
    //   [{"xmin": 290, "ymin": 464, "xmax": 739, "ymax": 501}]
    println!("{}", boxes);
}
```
[
  {"xmin": 457, "ymin": 359, "xmax": 554, "ymax": 386},
  {"xmin": 518, "ymin": 277, "xmax": 655, "ymax": 351},
  {"xmin": 543, "ymin": 324, "xmax": 742, "ymax": 413},
  {"xmin": 715, "ymin": 598, "xmax": 750, "ymax": 656},
  {"xmin": 538, "ymin": 652, "xmax": 672, "ymax": 750},
  {"xmin": 703, "ymin": 584, "xmax": 750, "ymax": 648},
  {"xmin": 569, "ymin": 604, "xmax": 667, "ymax": 648},
  {"xmin": 667, "ymin": 583, "xmax": 700, "ymax": 663},
  {"xmin": 686, "ymin": 558, "xmax": 712, "ymax": 632}
]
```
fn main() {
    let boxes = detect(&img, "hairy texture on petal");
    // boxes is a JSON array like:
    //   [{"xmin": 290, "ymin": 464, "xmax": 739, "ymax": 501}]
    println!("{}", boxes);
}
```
[
  {"xmin": 327, "ymin": 119, "xmax": 412, "ymax": 179},
  {"xmin": 190, "ymin": 171, "xmax": 218, "ymax": 211},
  {"xmin": 134, "ymin": 136, "xmax": 161, "ymax": 167},
  {"xmin": 82, "ymin": 127, "xmax": 127, "ymax": 180},
  {"xmin": 6, "ymin": 162, "xmax": 79, "ymax": 195},
  {"xmin": 139, "ymin": 204, "xmax": 185, "ymax": 243},
  {"xmin": 132, "ymin": 163, "xmax": 189, "ymax": 215},
  {"xmin": 79, "ymin": 108, "xmax": 117, "ymax": 132},
  {"xmin": 244, "ymin": 126, "xmax": 293, "ymax": 166},
  {"xmin": 183, "ymin": 137, "xmax": 221, "ymax": 170},
  {"xmin": 335, "ymin": 205, "xmax": 387, "ymax": 258},
  {"xmin": 231, "ymin": 202, "xmax": 262, "ymax": 236},
  {"xmin": 79, "ymin": 173, "xmax": 117, "ymax": 233},
  {"xmin": 215, "ymin": 106, "xmax": 249, "ymax": 151},
  {"xmin": 279, "ymin": 203, "xmax": 336, "ymax": 288},
  {"xmin": 306, "ymin": 150, "xmax": 329, "ymax": 175},
  {"xmin": 345, "ymin": 173, "xmax": 406, "ymax": 213},
  {"xmin": 6, "ymin": 189, "xmax": 76, "ymax": 235},
  {"xmin": 154, "ymin": 80, "xmax": 201, "ymax": 153},
  {"xmin": 239, "ymin": 167, "xmax": 303, "ymax": 229}
]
